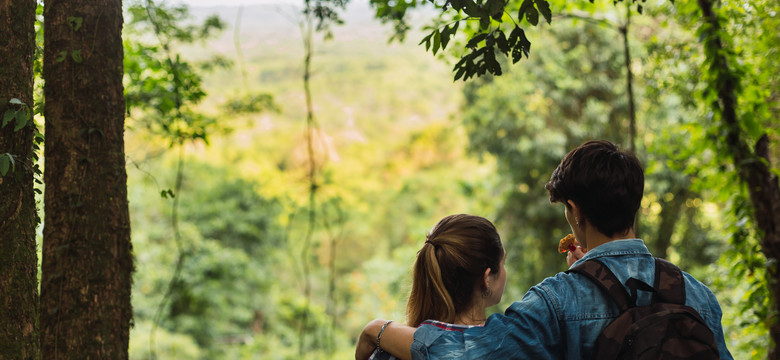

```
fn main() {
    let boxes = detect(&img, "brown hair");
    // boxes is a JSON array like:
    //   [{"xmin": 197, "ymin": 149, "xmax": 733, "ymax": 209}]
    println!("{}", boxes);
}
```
[
  {"xmin": 545, "ymin": 140, "xmax": 644, "ymax": 237},
  {"xmin": 406, "ymin": 214, "xmax": 503, "ymax": 327}
]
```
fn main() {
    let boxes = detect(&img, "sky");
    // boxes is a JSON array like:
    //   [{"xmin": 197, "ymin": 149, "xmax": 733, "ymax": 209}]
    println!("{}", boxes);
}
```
[{"xmin": 173, "ymin": 0, "xmax": 343, "ymax": 7}]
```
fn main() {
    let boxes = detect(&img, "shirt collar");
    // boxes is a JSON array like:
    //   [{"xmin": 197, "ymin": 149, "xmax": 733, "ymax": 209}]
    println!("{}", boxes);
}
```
[{"xmin": 569, "ymin": 238, "xmax": 650, "ymax": 268}]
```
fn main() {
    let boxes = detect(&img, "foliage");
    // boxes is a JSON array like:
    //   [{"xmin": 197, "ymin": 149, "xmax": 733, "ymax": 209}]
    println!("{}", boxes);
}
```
[
  {"xmin": 1, "ymin": 97, "xmax": 42, "ymax": 183},
  {"xmin": 677, "ymin": 0, "xmax": 778, "ymax": 354},
  {"xmin": 122, "ymin": 0, "xmax": 777, "ymax": 358},
  {"xmin": 305, "ymin": 0, "xmax": 349, "ymax": 36},
  {"xmin": 124, "ymin": 0, "xmax": 227, "ymax": 145},
  {"xmin": 457, "ymin": 17, "xmax": 729, "ymax": 294},
  {"xmin": 370, "ymin": 0, "xmax": 645, "ymax": 81},
  {"xmin": 130, "ymin": 321, "xmax": 202, "ymax": 360},
  {"xmin": 2, "ymin": 98, "xmax": 32, "ymax": 133},
  {"xmin": 221, "ymin": 93, "xmax": 280, "ymax": 115},
  {"xmin": 126, "ymin": 8, "xmax": 485, "ymax": 357}
]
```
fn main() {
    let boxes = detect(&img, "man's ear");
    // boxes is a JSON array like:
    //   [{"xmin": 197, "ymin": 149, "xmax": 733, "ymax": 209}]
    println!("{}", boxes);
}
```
[{"xmin": 567, "ymin": 200, "xmax": 584, "ymax": 227}]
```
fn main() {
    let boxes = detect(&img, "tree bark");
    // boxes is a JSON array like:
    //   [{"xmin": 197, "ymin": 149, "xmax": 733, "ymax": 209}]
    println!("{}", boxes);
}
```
[
  {"xmin": 41, "ymin": 0, "xmax": 133, "ymax": 358},
  {"xmin": 0, "ymin": 0, "xmax": 40, "ymax": 358},
  {"xmin": 697, "ymin": 0, "xmax": 780, "ymax": 356}
]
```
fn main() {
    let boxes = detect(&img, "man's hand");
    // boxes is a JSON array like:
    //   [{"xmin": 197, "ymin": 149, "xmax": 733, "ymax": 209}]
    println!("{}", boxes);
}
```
[{"xmin": 566, "ymin": 246, "xmax": 587, "ymax": 267}]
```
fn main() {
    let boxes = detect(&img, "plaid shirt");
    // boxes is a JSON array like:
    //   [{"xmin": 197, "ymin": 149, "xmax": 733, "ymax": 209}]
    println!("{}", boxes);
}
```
[{"xmin": 369, "ymin": 320, "xmax": 482, "ymax": 360}]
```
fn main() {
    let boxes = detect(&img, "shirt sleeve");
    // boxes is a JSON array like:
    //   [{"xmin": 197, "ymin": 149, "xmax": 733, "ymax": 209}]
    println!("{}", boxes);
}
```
[
  {"xmin": 411, "ymin": 287, "xmax": 563, "ymax": 359},
  {"xmin": 706, "ymin": 290, "xmax": 734, "ymax": 360}
]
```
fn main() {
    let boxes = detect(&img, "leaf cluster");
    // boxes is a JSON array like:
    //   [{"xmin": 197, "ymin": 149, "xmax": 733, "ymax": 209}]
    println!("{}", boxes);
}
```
[
  {"xmin": 2, "ymin": 98, "xmax": 31, "ymax": 133},
  {"xmin": 124, "ymin": 1, "xmax": 228, "ymax": 146},
  {"xmin": 417, "ymin": 0, "xmax": 551, "ymax": 81},
  {"xmin": 221, "ymin": 93, "xmax": 280, "ymax": 115},
  {"xmin": 1, "ymin": 98, "xmax": 40, "ymax": 180},
  {"xmin": 304, "ymin": 0, "xmax": 349, "ymax": 38},
  {"xmin": 126, "ymin": 2, "xmax": 224, "ymax": 45}
]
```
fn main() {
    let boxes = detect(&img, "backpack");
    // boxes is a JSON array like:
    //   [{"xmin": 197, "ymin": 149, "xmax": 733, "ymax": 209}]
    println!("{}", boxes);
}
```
[{"xmin": 567, "ymin": 258, "xmax": 720, "ymax": 360}]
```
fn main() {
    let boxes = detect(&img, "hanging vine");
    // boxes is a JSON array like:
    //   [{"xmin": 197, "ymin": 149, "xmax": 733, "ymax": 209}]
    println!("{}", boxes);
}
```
[
  {"xmin": 297, "ymin": 6, "xmax": 318, "ymax": 354},
  {"xmin": 292, "ymin": 0, "xmax": 347, "ymax": 354},
  {"xmin": 122, "ymin": 1, "xmax": 225, "ymax": 357}
]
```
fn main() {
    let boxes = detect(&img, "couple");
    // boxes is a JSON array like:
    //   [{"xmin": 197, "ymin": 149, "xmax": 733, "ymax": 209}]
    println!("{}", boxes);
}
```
[{"xmin": 356, "ymin": 140, "xmax": 733, "ymax": 359}]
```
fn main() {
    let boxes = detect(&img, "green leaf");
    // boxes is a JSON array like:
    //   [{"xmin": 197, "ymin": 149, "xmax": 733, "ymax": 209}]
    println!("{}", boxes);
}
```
[
  {"xmin": 71, "ymin": 50, "xmax": 82, "ymax": 63},
  {"xmin": 488, "ymin": 0, "xmax": 506, "ymax": 21},
  {"xmin": 526, "ymin": 7, "xmax": 539, "ymax": 26},
  {"xmin": 479, "ymin": 15, "xmax": 490, "ymax": 30},
  {"xmin": 56, "ymin": 51, "xmax": 67, "ymax": 63},
  {"xmin": 9, "ymin": 98, "xmax": 23, "ymax": 105},
  {"xmin": 517, "ymin": 0, "xmax": 532, "ymax": 22},
  {"xmin": 496, "ymin": 31, "xmax": 509, "ymax": 53},
  {"xmin": 487, "ymin": 0, "xmax": 504, "ymax": 15},
  {"xmin": 440, "ymin": 25, "xmax": 452, "ymax": 50},
  {"xmin": 2, "ymin": 110, "xmax": 14, "ymax": 127},
  {"xmin": 508, "ymin": 25, "xmax": 521, "ymax": 45},
  {"xmin": 420, "ymin": 32, "xmax": 433, "ymax": 52},
  {"xmin": 461, "ymin": 0, "xmax": 483, "ymax": 17},
  {"xmin": 14, "ymin": 109, "xmax": 28, "ymax": 131},
  {"xmin": 432, "ymin": 30, "xmax": 441, "ymax": 55},
  {"xmin": 0, "ymin": 155, "xmax": 10, "ymax": 176},
  {"xmin": 510, "ymin": 27, "xmax": 531, "ymax": 62},
  {"xmin": 466, "ymin": 33, "xmax": 488, "ymax": 48},
  {"xmin": 534, "ymin": 0, "xmax": 551, "ymax": 24},
  {"xmin": 67, "ymin": 16, "xmax": 83, "ymax": 32},
  {"xmin": 454, "ymin": 66, "xmax": 467, "ymax": 81}
]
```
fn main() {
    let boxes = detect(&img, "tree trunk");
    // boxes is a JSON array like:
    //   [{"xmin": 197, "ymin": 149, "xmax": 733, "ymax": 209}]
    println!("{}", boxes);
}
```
[
  {"xmin": 653, "ymin": 184, "xmax": 688, "ymax": 260},
  {"xmin": 41, "ymin": 0, "xmax": 132, "ymax": 358},
  {"xmin": 0, "ymin": 0, "xmax": 40, "ymax": 358},
  {"xmin": 697, "ymin": 0, "xmax": 780, "ymax": 356}
]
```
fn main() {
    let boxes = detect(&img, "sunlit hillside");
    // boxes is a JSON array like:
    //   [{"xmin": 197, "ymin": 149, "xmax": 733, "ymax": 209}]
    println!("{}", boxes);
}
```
[{"xmin": 124, "ymin": 2, "xmax": 503, "ymax": 358}]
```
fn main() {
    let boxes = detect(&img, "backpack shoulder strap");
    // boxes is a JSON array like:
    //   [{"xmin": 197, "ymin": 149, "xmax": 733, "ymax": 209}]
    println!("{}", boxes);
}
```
[
  {"xmin": 653, "ymin": 257, "xmax": 686, "ymax": 305},
  {"xmin": 566, "ymin": 259, "xmax": 634, "ymax": 311}
]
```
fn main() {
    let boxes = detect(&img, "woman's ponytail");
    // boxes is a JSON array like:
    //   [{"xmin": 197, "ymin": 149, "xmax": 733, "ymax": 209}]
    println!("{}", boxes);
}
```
[{"xmin": 406, "ymin": 214, "xmax": 502, "ymax": 327}]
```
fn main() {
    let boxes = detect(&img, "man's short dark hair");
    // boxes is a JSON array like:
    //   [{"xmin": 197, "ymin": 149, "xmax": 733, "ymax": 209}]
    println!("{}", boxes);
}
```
[{"xmin": 545, "ymin": 140, "xmax": 644, "ymax": 237}]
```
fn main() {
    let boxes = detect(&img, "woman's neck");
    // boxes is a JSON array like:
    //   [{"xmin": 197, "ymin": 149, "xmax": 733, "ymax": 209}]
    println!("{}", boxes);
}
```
[{"xmin": 453, "ymin": 306, "xmax": 487, "ymax": 326}]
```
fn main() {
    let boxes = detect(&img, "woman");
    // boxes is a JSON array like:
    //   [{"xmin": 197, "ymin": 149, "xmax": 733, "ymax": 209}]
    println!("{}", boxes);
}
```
[{"xmin": 368, "ymin": 214, "xmax": 506, "ymax": 359}]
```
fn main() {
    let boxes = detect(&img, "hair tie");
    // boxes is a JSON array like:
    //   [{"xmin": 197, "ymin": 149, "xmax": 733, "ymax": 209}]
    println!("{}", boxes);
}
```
[{"xmin": 425, "ymin": 240, "xmax": 434, "ymax": 245}]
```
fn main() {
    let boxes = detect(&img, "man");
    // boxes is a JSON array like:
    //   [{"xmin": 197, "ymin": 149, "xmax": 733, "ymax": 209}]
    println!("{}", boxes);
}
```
[{"xmin": 355, "ymin": 140, "xmax": 732, "ymax": 359}]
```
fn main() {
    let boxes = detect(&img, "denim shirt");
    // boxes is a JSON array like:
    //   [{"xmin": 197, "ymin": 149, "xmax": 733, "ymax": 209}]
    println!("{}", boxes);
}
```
[{"xmin": 411, "ymin": 239, "xmax": 733, "ymax": 359}]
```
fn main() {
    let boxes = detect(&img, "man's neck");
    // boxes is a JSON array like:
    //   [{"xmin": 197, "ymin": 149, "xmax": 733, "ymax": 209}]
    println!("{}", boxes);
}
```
[{"xmin": 585, "ymin": 227, "xmax": 636, "ymax": 250}]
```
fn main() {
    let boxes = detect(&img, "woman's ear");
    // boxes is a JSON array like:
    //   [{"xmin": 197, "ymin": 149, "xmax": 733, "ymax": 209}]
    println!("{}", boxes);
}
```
[{"xmin": 483, "ymin": 268, "xmax": 492, "ymax": 289}]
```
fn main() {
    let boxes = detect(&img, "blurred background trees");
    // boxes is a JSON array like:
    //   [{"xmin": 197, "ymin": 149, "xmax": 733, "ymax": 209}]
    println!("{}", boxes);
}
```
[
  {"xmin": 119, "ymin": 0, "xmax": 775, "ymax": 357},
  {"xmin": 1, "ymin": 0, "xmax": 776, "ymax": 358}
]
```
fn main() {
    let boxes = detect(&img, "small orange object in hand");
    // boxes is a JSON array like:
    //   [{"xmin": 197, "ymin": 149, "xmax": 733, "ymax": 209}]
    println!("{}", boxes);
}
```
[{"xmin": 558, "ymin": 234, "xmax": 579, "ymax": 253}]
